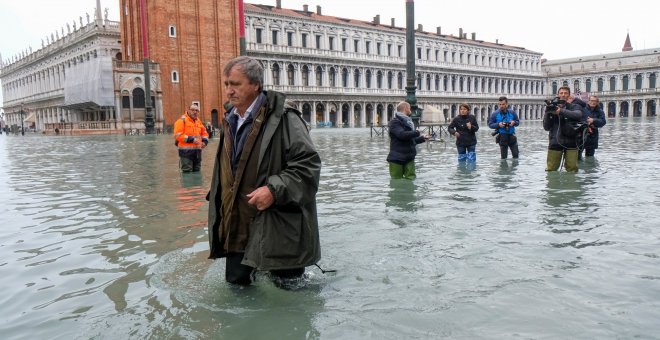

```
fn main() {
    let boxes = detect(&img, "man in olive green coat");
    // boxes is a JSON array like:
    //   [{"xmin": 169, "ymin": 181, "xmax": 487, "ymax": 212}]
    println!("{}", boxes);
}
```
[{"xmin": 207, "ymin": 56, "xmax": 322, "ymax": 287}]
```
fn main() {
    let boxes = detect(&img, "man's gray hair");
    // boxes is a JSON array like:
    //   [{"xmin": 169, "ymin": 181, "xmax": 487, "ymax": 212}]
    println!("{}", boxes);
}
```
[
  {"xmin": 223, "ymin": 56, "xmax": 264, "ymax": 91},
  {"xmin": 396, "ymin": 101, "xmax": 410, "ymax": 112}
]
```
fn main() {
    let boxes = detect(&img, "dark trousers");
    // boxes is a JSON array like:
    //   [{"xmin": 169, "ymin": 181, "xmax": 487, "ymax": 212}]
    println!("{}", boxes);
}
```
[
  {"xmin": 179, "ymin": 150, "xmax": 202, "ymax": 172},
  {"xmin": 225, "ymin": 253, "xmax": 305, "ymax": 286},
  {"xmin": 498, "ymin": 133, "xmax": 519, "ymax": 159},
  {"xmin": 578, "ymin": 146, "xmax": 596, "ymax": 159}
]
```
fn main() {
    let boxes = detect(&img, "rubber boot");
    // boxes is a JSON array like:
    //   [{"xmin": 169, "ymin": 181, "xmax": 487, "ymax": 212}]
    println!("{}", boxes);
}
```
[
  {"xmin": 564, "ymin": 149, "xmax": 579, "ymax": 172},
  {"xmin": 389, "ymin": 162, "xmax": 404, "ymax": 179},
  {"xmin": 457, "ymin": 153, "xmax": 467, "ymax": 162},
  {"xmin": 467, "ymin": 151, "xmax": 476, "ymax": 162},
  {"xmin": 546, "ymin": 150, "xmax": 563, "ymax": 171},
  {"xmin": 402, "ymin": 161, "xmax": 417, "ymax": 180}
]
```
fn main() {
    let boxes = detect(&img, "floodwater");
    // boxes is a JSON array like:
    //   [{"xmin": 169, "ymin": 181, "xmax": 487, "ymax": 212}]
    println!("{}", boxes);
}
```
[{"xmin": 1, "ymin": 118, "xmax": 659, "ymax": 339}]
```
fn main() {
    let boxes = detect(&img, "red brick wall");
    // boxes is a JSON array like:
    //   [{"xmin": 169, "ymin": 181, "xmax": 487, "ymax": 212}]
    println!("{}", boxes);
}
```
[{"xmin": 119, "ymin": 0, "xmax": 239, "ymax": 126}]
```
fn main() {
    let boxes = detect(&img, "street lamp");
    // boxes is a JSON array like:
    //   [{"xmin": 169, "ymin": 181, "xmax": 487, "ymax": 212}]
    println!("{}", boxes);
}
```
[
  {"xmin": 405, "ymin": 0, "xmax": 422, "ymax": 126},
  {"xmin": 20, "ymin": 103, "xmax": 25, "ymax": 136}
]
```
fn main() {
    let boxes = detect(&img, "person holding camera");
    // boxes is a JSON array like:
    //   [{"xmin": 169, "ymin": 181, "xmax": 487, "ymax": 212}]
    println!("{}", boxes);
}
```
[
  {"xmin": 543, "ymin": 86, "xmax": 584, "ymax": 172},
  {"xmin": 488, "ymin": 96, "xmax": 520, "ymax": 159},
  {"xmin": 579, "ymin": 95, "xmax": 607, "ymax": 159},
  {"xmin": 448, "ymin": 103, "xmax": 479, "ymax": 163},
  {"xmin": 387, "ymin": 101, "xmax": 432, "ymax": 179}
]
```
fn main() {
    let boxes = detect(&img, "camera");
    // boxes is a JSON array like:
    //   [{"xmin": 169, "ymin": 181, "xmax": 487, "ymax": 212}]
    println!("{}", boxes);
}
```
[
  {"xmin": 491, "ymin": 121, "xmax": 511, "ymax": 136},
  {"xmin": 545, "ymin": 97, "xmax": 566, "ymax": 113}
]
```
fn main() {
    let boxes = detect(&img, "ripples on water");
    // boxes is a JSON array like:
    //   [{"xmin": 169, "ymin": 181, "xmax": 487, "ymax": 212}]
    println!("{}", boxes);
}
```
[{"xmin": 0, "ymin": 119, "xmax": 659, "ymax": 339}]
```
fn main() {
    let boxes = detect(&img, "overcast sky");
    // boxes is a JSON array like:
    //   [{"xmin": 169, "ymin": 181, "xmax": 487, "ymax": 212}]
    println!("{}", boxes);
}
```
[{"xmin": 1, "ymin": 0, "xmax": 659, "ymax": 107}]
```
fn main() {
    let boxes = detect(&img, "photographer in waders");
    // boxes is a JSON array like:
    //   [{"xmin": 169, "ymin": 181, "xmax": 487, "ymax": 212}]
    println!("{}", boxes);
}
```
[{"xmin": 543, "ymin": 86, "xmax": 584, "ymax": 172}]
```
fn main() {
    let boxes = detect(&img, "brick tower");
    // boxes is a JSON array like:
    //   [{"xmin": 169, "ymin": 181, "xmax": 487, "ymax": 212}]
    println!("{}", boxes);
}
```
[{"xmin": 119, "ymin": 0, "xmax": 240, "ymax": 128}]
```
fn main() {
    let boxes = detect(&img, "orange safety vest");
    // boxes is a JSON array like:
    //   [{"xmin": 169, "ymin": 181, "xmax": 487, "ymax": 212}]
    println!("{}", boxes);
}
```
[{"xmin": 173, "ymin": 112, "xmax": 209, "ymax": 149}]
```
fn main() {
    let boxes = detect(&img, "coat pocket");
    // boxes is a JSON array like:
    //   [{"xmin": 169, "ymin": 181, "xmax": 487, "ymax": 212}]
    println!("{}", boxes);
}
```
[{"xmin": 261, "ymin": 210, "xmax": 304, "ymax": 260}]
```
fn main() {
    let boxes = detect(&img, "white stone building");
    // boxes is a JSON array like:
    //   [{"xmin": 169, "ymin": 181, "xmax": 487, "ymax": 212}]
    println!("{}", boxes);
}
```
[
  {"xmin": 0, "ymin": 4, "xmax": 163, "ymax": 135},
  {"xmin": 543, "ymin": 35, "xmax": 659, "ymax": 117},
  {"xmin": 245, "ymin": 2, "xmax": 547, "ymax": 127}
]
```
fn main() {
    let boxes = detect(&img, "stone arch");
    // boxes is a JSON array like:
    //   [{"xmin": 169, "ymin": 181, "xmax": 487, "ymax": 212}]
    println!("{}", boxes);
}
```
[
  {"xmin": 376, "ymin": 104, "xmax": 384, "ymax": 125},
  {"xmin": 342, "ymin": 103, "xmax": 350, "ymax": 126},
  {"xmin": 633, "ymin": 100, "xmax": 643, "ymax": 117},
  {"xmin": 366, "ymin": 103, "xmax": 374, "ymax": 125},
  {"xmin": 302, "ymin": 102, "xmax": 312, "ymax": 123},
  {"xmin": 132, "ymin": 88, "xmax": 145, "ymax": 108},
  {"xmin": 647, "ymin": 100, "xmax": 657, "ymax": 117},
  {"xmin": 620, "ymin": 101, "xmax": 629, "ymax": 117},
  {"xmin": 607, "ymin": 102, "xmax": 616, "ymax": 117},
  {"xmin": 353, "ymin": 103, "xmax": 363, "ymax": 126},
  {"xmin": 315, "ymin": 102, "xmax": 325, "ymax": 125}
]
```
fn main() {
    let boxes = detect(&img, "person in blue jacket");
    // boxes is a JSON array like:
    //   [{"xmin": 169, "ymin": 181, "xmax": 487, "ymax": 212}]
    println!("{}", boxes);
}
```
[
  {"xmin": 387, "ymin": 101, "xmax": 431, "ymax": 179},
  {"xmin": 579, "ymin": 95, "xmax": 607, "ymax": 159},
  {"xmin": 488, "ymin": 96, "xmax": 520, "ymax": 159},
  {"xmin": 448, "ymin": 103, "xmax": 479, "ymax": 163}
]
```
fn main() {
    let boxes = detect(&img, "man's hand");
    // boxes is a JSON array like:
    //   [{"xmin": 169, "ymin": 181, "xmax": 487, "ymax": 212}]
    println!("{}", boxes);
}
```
[
  {"xmin": 466, "ymin": 122, "xmax": 472, "ymax": 130},
  {"xmin": 247, "ymin": 186, "xmax": 275, "ymax": 211}
]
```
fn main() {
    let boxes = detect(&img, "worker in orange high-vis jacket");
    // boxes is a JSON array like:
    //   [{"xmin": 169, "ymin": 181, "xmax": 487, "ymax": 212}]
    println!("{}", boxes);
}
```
[{"xmin": 174, "ymin": 103, "xmax": 209, "ymax": 172}]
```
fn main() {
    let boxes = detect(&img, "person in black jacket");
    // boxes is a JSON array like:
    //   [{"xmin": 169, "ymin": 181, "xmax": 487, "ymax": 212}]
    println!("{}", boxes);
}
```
[
  {"xmin": 387, "ymin": 101, "xmax": 431, "ymax": 179},
  {"xmin": 579, "ymin": 95, "xmax": 607, "ymax": 159},
  {"xmin": 448, "ymin": 103, "xmax": 479, "ymax": 163},
  {"xmin": 543, "ymin": 86, "xmax": 584, "ymax": 172}
]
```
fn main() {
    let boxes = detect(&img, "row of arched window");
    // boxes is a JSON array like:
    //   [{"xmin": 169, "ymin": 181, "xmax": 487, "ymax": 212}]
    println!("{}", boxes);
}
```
[
  {"xmin": 251, "ymin": 22, "xmax": 540, "ymax": 72},
  {"xmin": 553, "ymin": 73, "xmax": 658, "ymax": 94},
  {"xmin": 269, "ymin": 62, "xmax": 545, "ymax": 95}
]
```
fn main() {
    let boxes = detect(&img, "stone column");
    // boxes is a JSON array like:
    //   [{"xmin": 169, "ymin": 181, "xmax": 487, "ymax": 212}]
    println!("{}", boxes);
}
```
[
  {"xmin": 349, "ymin": 103, "xmax": 355, "ymax": 128},
  {"xmin": 361, "ymin": 102, "xmax": 367, "ymax": 127},
  {"xmin": 129, "ymin": 95, "xmax": 134, "ymax": 127},
  {"xmin": 311, "ymin": 101, "xmax": 317, "ymax": 125},
  {"xmin": 309, "ymin": 102, "xmax": 317, "ymax": 127},
  {"xmin": 323, "ymin": 102, "xmax": 330, "ymax": 124}
]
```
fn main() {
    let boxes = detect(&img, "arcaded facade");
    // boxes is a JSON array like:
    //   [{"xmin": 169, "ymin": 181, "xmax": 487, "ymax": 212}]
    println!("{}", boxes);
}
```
[{"xmin": 244, "ymin": 2, "xmax": 548, "ymax": 127}]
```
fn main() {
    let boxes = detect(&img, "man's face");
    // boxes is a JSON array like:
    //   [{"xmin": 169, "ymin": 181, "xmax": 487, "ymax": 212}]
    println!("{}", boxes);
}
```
[
  {"xmin": 498, "ymin": 101, "xmax": 508, "ymax": 111},
  {"xmin": 459, "ymin": 106, "xmax": 468, "ymax": 116},
  {"xmin": 225, "ymin": 66, "xmax": 260, "ymax": 112},
  {"xmin": 558, "ymin": 88, "xmax": 570, "ymax": 101},
  {"xmin": 588, "ymin": 97, "xmax": 599, "ymax": 109},
  {"xmin": 402, "ymin": 105, "xmax": 412, "ymax": 116},
  {"xmin": 188, "ymin": 107, "xmax": 199, "ymax": 120}
]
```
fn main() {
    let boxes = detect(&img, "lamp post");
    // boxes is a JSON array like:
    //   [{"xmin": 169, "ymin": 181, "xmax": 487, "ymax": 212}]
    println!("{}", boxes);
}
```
[
  {"xmin": 140, "ymin": 0, "xmax": 155, "ymax": 134},
  {"xmin": 20, "ymin": 103, "xmax": 25, "ymax": 136},
  {"xmin": 405, "ymin": 0, "xmax": 422, "ymax": 126}
]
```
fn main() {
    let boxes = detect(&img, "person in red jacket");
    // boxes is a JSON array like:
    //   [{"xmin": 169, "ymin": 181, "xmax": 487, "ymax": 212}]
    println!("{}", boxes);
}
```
[{"xmin": 174, "ymin": 104, "xmax": 209, "ymax": 172}]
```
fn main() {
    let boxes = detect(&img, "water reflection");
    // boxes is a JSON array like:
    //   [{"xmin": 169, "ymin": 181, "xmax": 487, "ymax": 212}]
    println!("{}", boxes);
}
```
[
  {"xmin": 386, "ymin": 179, "xmax": 418, "ymax": 212},
  {"xmin": 2, "ymin": 120, "xmax": 660, "ymax": 339}
]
